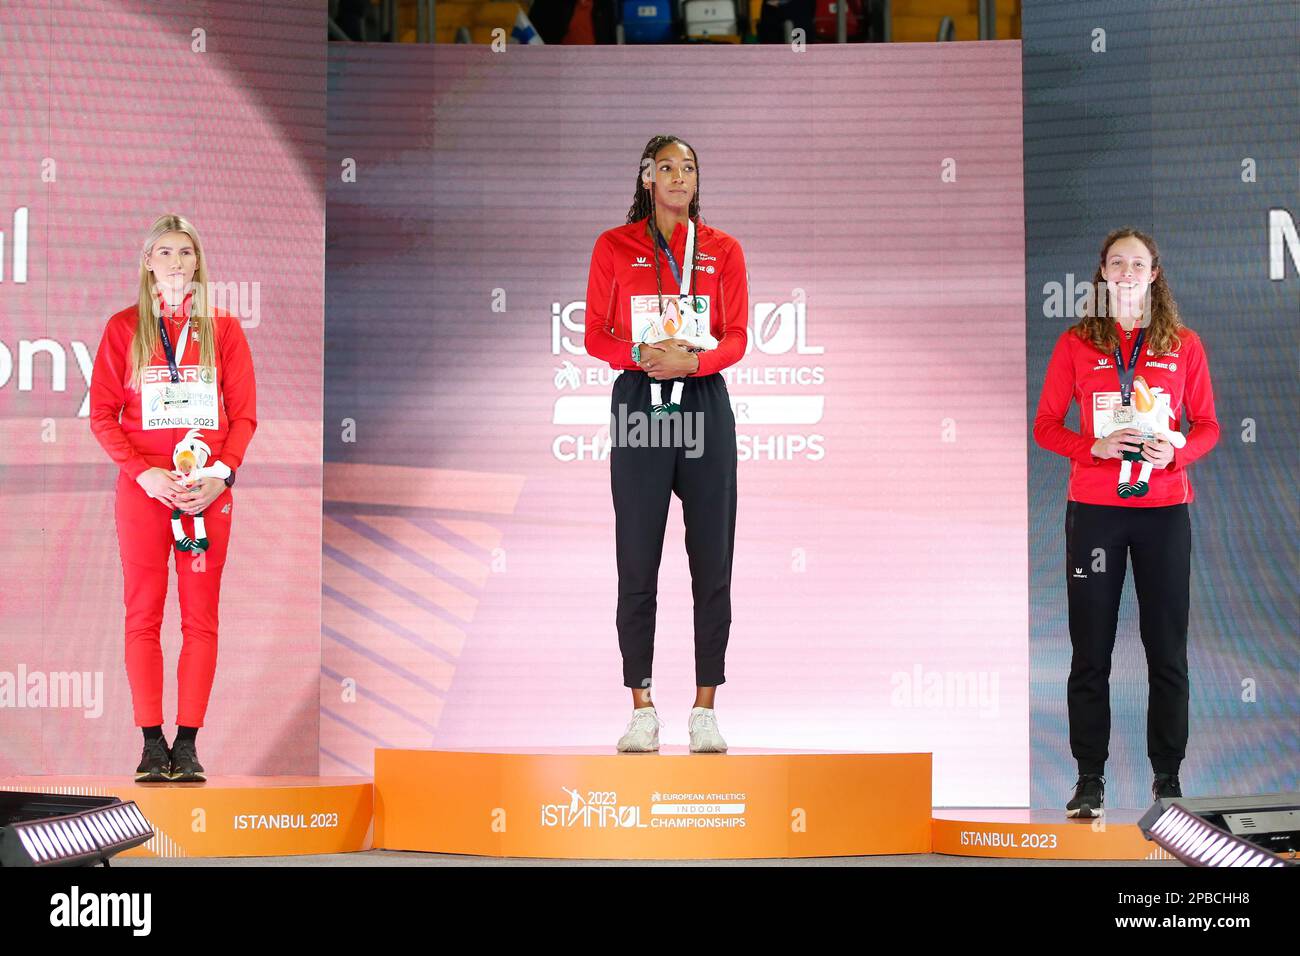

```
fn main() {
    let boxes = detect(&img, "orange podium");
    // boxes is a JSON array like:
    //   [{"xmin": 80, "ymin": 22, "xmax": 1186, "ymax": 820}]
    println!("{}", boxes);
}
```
[
  {"xmin": 0, "ymin": 776, "xmax": 373, "ymax": 858},
  {"xmin": 932, "ymin": 809, "xmax": 1173, "ymax": 861},
  {"xmin": 375, "ymin": 747, "xmax": 931, "ymax": 859}
]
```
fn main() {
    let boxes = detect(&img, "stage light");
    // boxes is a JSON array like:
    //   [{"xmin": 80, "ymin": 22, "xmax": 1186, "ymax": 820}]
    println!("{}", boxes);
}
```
[
  {"xmin": 0, "ymin": 793, "xmax": 154, "ymax": 867},
  {"xmin": 1140, "ymin": 802, "xmax": 1291, "ymax": 868}
]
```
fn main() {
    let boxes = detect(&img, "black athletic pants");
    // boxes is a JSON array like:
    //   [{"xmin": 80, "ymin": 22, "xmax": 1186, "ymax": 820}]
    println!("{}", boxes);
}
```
[
  {"xmin": 1065, "ymin": 500, "xmax": 1192, "ymax": 777},
  {"xmin": 609, "ymin": 369, "xmax": 738, "ymax": 689}
]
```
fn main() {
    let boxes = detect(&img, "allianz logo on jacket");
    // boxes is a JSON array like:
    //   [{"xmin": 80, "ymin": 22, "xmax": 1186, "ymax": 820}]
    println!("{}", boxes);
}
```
[{"xmin": 1094, "ymin": 356, "xmax": 1179, "ymax": 371}]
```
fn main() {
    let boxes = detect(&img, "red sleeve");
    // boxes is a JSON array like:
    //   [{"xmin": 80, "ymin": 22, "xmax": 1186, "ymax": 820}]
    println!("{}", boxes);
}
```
[
  {"xmin": 692, "ymin": 238, "xmax": 748, "ymax": 377},
  {"xmin": 217, "ymin": 315, "xmax": 257, "ymax": 469},
  {"xmin": 88, "ymin": 316, "xmax": 152, "ymax": 481},
  {"xmin": 583, "ymin": 234, "xmax": 626, "ymax": 366},
  {"xmin": 1165, "ymin": 333, "xmax": 1219, "ymax": 472},
  {"xmin": 1032, "ymin": 331, "xmax": 1100, "ymax": 467}
]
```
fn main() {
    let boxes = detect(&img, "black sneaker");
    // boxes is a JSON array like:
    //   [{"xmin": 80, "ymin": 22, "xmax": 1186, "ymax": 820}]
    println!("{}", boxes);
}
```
[
  {"xmin": 168, "ymin": 738, "xmax": 206, "ymax": 782},
  {"xmin": 1153, "ymin": 773, "xmax": 1183, "ymax": 800},
  {"xmin": 1066, "ymin": 773, "xmax": 1105, "ymax": 818},
  {"xmin": 135, "ymin": 737, "xmax": 172, "ymax": 783}
]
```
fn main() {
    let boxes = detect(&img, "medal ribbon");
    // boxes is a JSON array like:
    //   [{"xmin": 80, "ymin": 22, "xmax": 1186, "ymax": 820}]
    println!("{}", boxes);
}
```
[
  {"xmin": 157, "ymin": 295, "xmax": 192, "ymax": 384},
  {"xmin": 1113, "ymin": 326, "xmax": 1145, "ymax": 406},
  {"xmin": 653, "ymin": 217, "xmax": 695, "ymax": 301},
  {"xmin": 647, "ymin": 218, "xmax": 697, "ymax": 414}
]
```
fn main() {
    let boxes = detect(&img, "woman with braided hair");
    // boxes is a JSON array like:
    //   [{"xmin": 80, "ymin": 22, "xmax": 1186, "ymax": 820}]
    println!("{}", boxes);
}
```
[{"xmin": 584, "ymin": 135, "xmax": 750, "ymax": 753}]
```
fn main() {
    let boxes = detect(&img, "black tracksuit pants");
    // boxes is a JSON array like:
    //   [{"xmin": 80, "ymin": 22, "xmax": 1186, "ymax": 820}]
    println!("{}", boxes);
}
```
[
  {"xmin": 1065, "ymin": 500, "xmax": 1192, "ymax": 776},
  {"xmin": 609, "ymin": 368, "xmax": 738, "ymax": 690}
]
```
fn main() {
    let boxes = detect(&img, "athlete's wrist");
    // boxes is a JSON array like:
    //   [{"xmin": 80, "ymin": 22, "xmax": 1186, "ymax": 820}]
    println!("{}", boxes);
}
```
[{"xmin": 203, "ymin": 460, "xmax": 233, "ymax": 483}]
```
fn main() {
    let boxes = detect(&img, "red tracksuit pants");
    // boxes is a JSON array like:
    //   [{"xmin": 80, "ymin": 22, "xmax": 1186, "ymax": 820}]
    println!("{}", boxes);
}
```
[{"xmin": 114, "ymin": 470, "xmax": 233, "ymax": 728}]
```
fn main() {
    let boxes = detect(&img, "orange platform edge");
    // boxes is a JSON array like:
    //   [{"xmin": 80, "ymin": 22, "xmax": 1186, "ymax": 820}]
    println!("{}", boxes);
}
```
[
  {"xmin": 932, "ymin": 809, "xmax": 1173, "ymax": 861},
  {"xmin": 0, "ymin": 776, "xmax": 373, "ymax": 858},
  {"xmin": 374, "ymin": 747, "xmax": 933, "ymax": 860},
  {"xmin": 3, "ymin": 770, "xmax": 1179, "ymax": 862}
]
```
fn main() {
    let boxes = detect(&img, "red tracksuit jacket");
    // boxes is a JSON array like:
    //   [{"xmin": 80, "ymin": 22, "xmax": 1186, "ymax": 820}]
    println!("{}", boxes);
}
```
[
  {"xmin": 584, "ymin": 215, "xmax": 749, "ymax": 377},
  {"xmin": 89, "ymin": 293, "xmax": 257, "ymax": 481},
  {"xmin": 1033, "ymin": 321, "xmax": 1219, "ymax": 506}
]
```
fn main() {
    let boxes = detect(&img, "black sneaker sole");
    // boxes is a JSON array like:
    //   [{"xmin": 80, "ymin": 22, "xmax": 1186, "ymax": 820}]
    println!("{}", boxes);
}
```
[
  {"xmin": 1066, "ymin": 805, "xmax": 1104, "ymax": 818},
  {"xmin": 134, "ymin": 769, "xmax": 171, "ymax": 783},
  {"xmin": 166, "ymin": 770, "xmax": 206, "ymax": 782}
]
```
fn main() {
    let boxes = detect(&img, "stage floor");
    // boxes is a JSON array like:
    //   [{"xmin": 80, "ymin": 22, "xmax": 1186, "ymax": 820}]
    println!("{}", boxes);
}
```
[{"xmin": 105, "ymin": 848, "xmax": 1179, "ymax": 867}]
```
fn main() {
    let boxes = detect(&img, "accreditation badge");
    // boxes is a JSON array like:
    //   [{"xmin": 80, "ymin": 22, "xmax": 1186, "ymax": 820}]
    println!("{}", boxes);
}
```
[
  {"xmin": 628, "ymin": 293, "xmax": 715, "ymax": 348},
  {"xmin": 1091, "ymin": 390, "xmax": 1126, "ymax": 439},
  {"xmin": 141, "ymin": 365, "xmax": 219, "ymax": 430}
]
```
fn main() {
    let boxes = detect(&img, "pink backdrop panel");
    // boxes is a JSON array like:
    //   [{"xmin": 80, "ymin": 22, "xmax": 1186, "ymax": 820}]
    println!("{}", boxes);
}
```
[
  {"xmin": 0, "ymin": 0, "xmax": 324, "ymax": 774},
  {"xmin": 324, "ymin": 42, "xmax": 1028, "ymax": 805}
]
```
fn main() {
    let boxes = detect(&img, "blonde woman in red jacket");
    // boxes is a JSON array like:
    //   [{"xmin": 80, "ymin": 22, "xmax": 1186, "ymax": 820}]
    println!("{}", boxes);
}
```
[
  {"xmin": 1034, "ymin": 228, "xmax": 1219, "ymax": 818},
  {"xmin": 584, "ymin": 135, "xmax": 749, "ymax": 754},
  {"xmin": 89, "ymin": 214, "xmax": 257, "ymax": 783}
]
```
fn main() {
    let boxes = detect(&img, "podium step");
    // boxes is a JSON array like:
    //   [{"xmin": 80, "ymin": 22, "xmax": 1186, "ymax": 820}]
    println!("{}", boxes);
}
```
[
  {"xmin": 375, "ymin": 747, "xmax": 931, "ymax": 859},
  {"xmin": 932, "ymin": 809, "xmax": 1173, "ymax": 860},
  {"xmin": 0, "ymin": 776, "xmax": 373, "ymax": 858}
]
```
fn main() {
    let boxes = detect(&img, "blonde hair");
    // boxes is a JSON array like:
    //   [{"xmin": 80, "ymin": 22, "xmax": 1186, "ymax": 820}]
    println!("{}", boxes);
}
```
[
  {"xmin": 128, "ymin": 214, "xmax": 217, "ymax": 389},
  {"xmin": 1068, "ymin": 226, "xmax": 1185, "ymax": 356}
]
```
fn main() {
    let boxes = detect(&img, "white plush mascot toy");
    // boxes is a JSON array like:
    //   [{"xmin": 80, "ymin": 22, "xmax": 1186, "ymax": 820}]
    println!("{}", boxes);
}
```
[
  {"xmin": 639, "ymin": 295, "xmax": 717, "ymax": 417},
  {"xmin": 169, "ymin": 428, "xmax": 231, "ymax": 552},
  {"xmin": 1098, "ymin": 375, "xmax": 1186, "ymax": 498}
]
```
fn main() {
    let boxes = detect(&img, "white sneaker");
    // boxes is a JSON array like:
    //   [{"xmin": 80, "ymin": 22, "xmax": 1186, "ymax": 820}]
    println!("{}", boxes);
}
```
[
  {"xmin": 688, "ymin": 707, "xmax": 728, "ymax": 753},
  {"xmin": 616, "ymin": 707, "xmax": 662, "ymax": 752}
]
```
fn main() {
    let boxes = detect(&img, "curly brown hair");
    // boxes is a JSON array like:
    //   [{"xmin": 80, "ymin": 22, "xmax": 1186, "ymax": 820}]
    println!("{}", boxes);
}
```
[{"xmin": 1068, "ymin": 227, "xmax": 1186, "ymax": 356}]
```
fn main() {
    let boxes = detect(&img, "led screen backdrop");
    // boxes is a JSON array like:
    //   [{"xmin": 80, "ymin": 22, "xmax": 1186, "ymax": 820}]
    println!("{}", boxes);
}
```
[
  {"xmin": 1023, "ymin": 0, "xmax": 1299, "ymax": 807},
  {"xmin": 325, "ymin": 43, "xmax": 1029, "ymax": 804},
  {"xmin": 0, "ymin": 1, "xmax": 325, "ymax": 774}
]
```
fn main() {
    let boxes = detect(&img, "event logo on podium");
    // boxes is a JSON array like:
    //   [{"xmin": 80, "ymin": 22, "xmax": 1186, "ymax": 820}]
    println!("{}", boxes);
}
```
[{"xmin": 538, "ymin": 786, "xmax": 749, "ymax": 830}]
